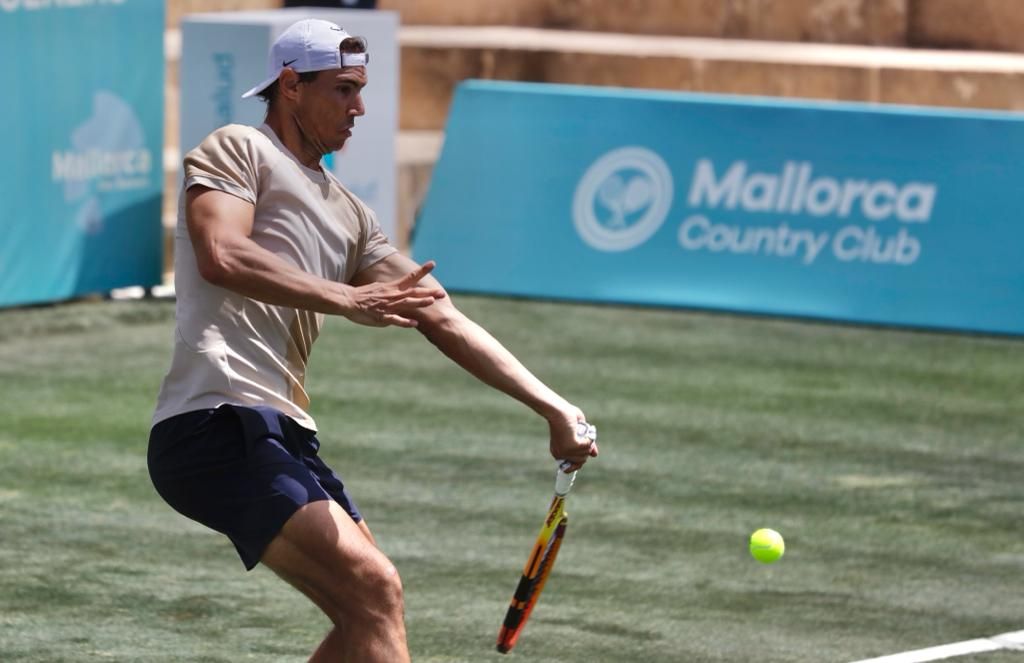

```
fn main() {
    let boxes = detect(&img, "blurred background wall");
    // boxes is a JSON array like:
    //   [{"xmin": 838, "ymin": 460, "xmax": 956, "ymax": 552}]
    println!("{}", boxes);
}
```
[{"xmin": 163, "ymin": 0, "xmax": 1024, "ymax": 264}]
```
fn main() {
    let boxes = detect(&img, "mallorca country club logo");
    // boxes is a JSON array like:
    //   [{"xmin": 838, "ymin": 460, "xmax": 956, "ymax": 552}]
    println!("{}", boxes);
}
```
[
  {"xmin": 52, "ymin": 90, "xmax": 154, "ymax": 234},
  {"xmin": 572, "ymin": 146, "xmax": 674, "ymax": 252}
]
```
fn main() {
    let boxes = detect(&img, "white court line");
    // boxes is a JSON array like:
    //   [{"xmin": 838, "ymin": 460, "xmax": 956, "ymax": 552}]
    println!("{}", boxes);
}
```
[{"xmin": 851, "ymin": 630, "xmax": 1024, "ymax": 663}]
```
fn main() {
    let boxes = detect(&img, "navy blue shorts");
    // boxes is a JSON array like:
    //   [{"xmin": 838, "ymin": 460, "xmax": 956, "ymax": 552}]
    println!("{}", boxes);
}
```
[{"xmin": 148, "ymin": 404, "xmax": 361, "ymax": 570}]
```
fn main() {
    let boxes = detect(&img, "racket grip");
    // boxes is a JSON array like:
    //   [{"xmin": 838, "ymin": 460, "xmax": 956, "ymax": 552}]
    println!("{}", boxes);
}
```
[{"xmin": 554, "ymin": 464, "xmax": 577, "ymax": 495}]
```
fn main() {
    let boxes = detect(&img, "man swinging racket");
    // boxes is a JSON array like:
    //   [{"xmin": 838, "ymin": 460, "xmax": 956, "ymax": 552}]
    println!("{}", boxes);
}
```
[{"xmin": 147, "ymin": 18, "xmax": 597, "ymax": 661}]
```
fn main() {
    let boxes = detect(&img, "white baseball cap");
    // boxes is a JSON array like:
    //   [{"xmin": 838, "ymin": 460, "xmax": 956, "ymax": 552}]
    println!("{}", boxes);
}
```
[{"xmin": 241, "ymin": 19, "xmax": 369, "ymax": 99}]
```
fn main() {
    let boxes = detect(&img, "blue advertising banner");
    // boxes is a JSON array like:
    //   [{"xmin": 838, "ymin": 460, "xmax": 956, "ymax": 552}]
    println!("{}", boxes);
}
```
[
  {"xmin": 0, "ymin": 0, "xmax": 164, "ymax": 308},
  {"xmin": 413, "ymin": 81, "xmax": 1024, "ymax": 335}
]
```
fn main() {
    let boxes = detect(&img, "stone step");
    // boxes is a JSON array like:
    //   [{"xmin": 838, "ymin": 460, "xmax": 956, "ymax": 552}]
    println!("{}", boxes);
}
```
[
  {"xmin": 380, "ymin": 0, "xmax": 1024, "ymax": 52},
  {"xmin": 399, "ymin": 25, "xmax": 1024, "ymax": 130}
]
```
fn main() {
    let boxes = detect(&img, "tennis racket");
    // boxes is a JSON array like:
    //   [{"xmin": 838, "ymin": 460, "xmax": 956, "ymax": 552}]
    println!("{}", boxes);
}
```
[{"xmin": 496, "ymin": 421, "xmax": 597, "ymax": 654}]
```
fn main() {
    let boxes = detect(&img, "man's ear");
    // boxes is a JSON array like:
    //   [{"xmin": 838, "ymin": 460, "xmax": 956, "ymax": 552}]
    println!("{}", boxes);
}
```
[{"xmin": 278, "ymin": 68, "xmax": 302, "ymax": 102}]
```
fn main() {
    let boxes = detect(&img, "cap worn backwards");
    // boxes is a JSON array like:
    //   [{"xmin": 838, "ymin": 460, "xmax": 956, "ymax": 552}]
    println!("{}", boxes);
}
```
[{"xmin": 241, "ymin": 18, "xmax": 369, "ymax": 99}]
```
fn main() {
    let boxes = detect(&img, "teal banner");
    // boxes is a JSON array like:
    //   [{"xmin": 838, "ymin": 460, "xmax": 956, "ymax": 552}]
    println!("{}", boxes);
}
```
[
  {"xmin": 414, "ymin": 81, "xmax": 1024, "ymax": 335},
  {"xmin": 0, "ymin": 0, "xmax": 164, "ymax": 307}
]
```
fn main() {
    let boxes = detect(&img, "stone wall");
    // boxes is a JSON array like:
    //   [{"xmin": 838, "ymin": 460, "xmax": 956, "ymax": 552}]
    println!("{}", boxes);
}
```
[
  {"xmin": 167, "ymin": 0, "xmax": 1024, "ymax": 52},
  {"xmin": 909, "ymin": 0, "xmax": 1024, "ymax": 52},
  {"xmin": 381, "ymin": 0, "xmax": 1024, "ymax": 52},
  {"xmin": 547, "ymin": 0, "xmax": 909, "ymax": 46}
]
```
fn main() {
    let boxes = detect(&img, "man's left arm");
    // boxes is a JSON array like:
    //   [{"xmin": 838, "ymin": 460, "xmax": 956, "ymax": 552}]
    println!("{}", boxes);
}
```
[{"xmin": 352, "ymin": 253, "xmax": 598, "ymax": 468}]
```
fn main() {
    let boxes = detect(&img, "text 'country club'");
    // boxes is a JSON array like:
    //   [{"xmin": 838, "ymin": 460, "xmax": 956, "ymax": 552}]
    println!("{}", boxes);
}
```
[{"xmin": 680, "ymin": 159, "xmax": 936, "ymax": 266}]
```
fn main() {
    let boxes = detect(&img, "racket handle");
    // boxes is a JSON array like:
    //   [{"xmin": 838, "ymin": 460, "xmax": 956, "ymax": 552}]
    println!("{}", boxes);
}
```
[{"xmin": 555, "ymin": 463, "xmax": 577, "ymax": 495}]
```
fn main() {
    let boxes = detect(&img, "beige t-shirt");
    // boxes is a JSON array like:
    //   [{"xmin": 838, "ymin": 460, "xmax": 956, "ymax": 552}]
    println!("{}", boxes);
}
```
[{"xmin": 152, "ymin": 124, "xmax": 397, "ymax": 431}]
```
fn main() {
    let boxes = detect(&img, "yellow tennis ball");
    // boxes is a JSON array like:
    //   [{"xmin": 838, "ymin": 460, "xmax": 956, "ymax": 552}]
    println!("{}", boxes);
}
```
[{"xmin": 749, "ymin": 528, "xmax": 785, "ymax": 564}]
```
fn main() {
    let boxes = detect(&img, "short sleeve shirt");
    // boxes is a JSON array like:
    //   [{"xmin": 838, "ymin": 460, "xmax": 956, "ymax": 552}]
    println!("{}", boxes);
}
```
[{"xmin": 152, "ymin": 124, "xmax": 397, "ymax": 430}]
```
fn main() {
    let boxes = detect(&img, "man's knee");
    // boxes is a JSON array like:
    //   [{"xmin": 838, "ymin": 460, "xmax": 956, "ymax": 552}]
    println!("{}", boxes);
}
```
[
  {"xmin": 365, "ymin": 560, "xmax": 404, "ymax": 617},
  {"xmin": 328, "ymin": 557, "xmax": 404, "ymax": 626}
]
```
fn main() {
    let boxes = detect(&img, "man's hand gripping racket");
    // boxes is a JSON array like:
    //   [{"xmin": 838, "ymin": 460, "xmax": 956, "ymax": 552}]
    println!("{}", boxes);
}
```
[{"xmin": 496, "ymin": 421, "xmax": 597, "ymax": 654}]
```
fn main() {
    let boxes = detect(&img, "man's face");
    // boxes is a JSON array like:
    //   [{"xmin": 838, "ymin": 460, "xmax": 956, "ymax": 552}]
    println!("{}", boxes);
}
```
[{"xmin": 294, "ymin": 66, "xmax": 367, "ymax": 153}]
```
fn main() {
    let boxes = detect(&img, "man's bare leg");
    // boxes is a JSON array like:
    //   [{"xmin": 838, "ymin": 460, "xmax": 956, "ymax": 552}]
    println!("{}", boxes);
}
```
[{"xmin": 260, "ymin": 500, "xmax": 410, "ymax": 662}]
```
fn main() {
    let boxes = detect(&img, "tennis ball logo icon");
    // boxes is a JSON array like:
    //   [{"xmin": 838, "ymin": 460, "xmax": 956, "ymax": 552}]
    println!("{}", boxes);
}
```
[
  {"xmin": 749, "ymin": 528, "xmax": 785, "ymax": 564},
  {"xmin": 573, "ymin": 146, "xmax": 674, "ymax": 252}
]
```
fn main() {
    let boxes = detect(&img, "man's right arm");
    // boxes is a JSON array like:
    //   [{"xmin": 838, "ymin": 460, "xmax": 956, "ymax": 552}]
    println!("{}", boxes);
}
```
[{"xmin": 185, "ymin": 185, "xmax": 445, "ymax": 328}]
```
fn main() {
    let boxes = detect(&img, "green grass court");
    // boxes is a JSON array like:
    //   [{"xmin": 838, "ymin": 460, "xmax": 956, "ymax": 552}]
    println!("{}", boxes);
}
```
[{"xmin": 1, "ymin": 295, "xmax": 1022, "ymax": 662}]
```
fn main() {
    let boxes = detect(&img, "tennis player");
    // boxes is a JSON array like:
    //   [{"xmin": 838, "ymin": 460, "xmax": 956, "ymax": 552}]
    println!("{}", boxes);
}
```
[{"xmin": 148, "ymin": 18, "xmax": 597, "ymax": 662}]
